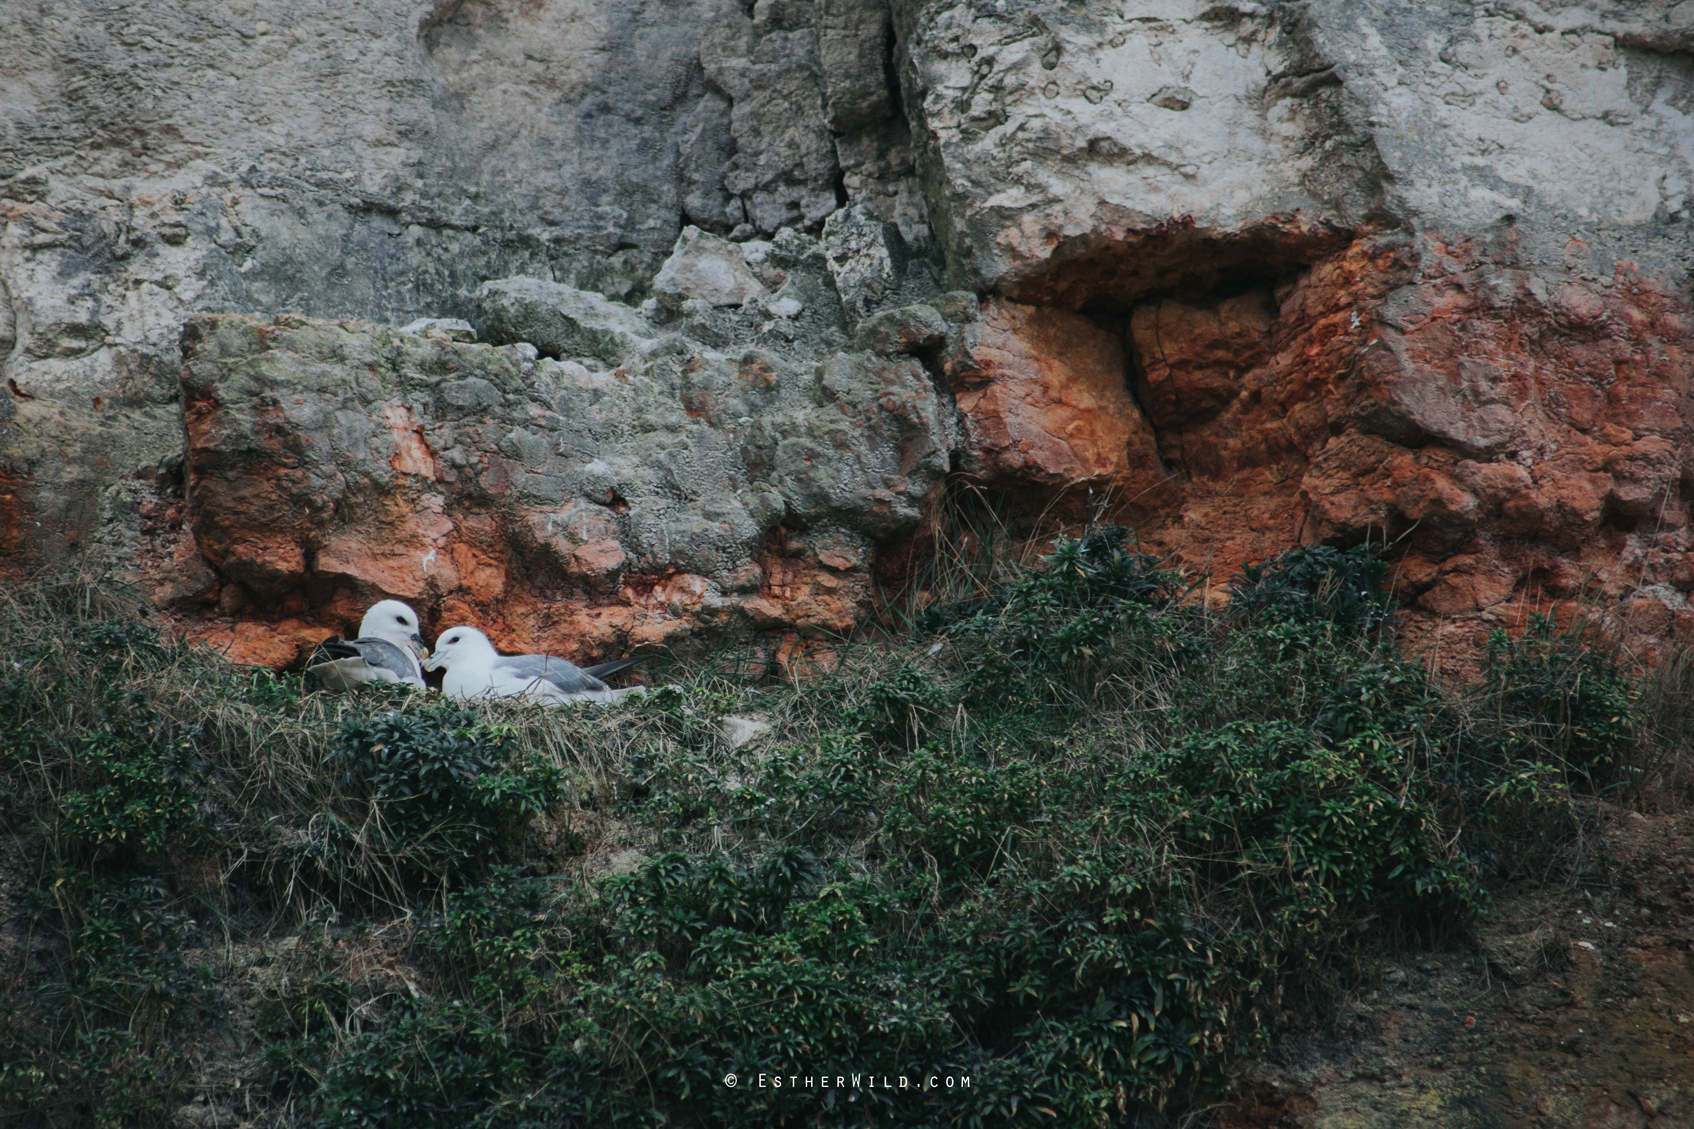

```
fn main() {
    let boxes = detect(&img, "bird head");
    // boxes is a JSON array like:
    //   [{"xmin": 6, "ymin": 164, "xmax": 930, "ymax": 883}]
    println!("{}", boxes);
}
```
[
  {"xmin": 360, "ymin": 599, "xmax": 427, "ymax": 657},
  {"xmin": 422, "ymin": 625, "xmax": 497, "ymax": 672}
]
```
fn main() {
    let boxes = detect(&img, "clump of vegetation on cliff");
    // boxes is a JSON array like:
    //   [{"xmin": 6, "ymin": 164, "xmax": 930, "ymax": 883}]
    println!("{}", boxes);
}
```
[{"xmin": 0, "ymin": 535, "xmax": 1672, "ymax": 1128}]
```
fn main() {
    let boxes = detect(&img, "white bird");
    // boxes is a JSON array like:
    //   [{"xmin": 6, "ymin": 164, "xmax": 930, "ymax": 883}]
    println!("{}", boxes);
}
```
[
  {"xmin": 306, "ymin": 599, "xmax": 428, "ymax": 690},
  {"xmin": 423, "ymin": 625, "xmax": 646, "ymax": 705}
]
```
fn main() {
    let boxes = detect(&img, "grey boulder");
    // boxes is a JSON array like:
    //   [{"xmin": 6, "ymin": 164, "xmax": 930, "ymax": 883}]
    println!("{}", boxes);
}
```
[
  {"xmin": 477, "ymin": 278, "xmax": 655, "ymax": 364},
  {"xmin": 652, "ymin": 226, "xmax": 770, "ymax": 311}
]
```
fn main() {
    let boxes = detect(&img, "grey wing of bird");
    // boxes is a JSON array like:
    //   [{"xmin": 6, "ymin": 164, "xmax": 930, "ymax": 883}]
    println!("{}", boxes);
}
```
[
  {"xmin": 495, "ymin": 653, "xmax": 608, "ymax": 694},
  {"xmin": 309, "ymin": 636, "xmax": 423, "ymax": 688},
  {"xmin": 354, "ymin": 637, "xmax": 424, "ymax": 685},
  {"xmin": 580, "ymin": 656, "xmax": 643, "ymax": 682}
]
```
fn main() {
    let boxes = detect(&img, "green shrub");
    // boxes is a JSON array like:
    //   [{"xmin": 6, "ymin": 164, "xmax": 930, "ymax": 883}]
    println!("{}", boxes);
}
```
[
  {"xmin": 52, "ymin": 690, "xmax": 203, "ymax": 854},
  {"xmin": 851, "ymin": 664, "xmax": 952, "ymax": 747},
  {"xmin": 939, "ymin": 527, "xmax": 1197, "ymax": 709},
  {"xmin": 715, "ymin": 730, "xmax": 881, "ymax": 845},
  {"xmin": 424, "ymin": 866, "xmax": 584, "ymax": 1003},
  {"xmin": 325, "ymin": 705, "xmax": 568, "ymax": 891},
  {"xmin": 1128, "ymin": 720, "xmax": 1484, "ymax": 924},
  {"xmin": 2, "ymin": 874, "xmax": 215, "ymax": 1128},
  {"xmin": 314, "ymin": 997, "xmax": 526, "ymax": 1129},
  {"xmin": 1228, "ymin": 545, "xmax": 1396, "ymax": 636},
  {"xmin": 1483, "ymin": 614, "xmax": 1633, "ymax": 778},
  {"xmin": 0, "ymin": 620, "xmax": 208, "ymax": 858},
  {"xmin": 883, "ymin": 746, "xmax": 1041, "ymax": 881},
  {"xmin": 0, "ymin": 549, "xmax": 1650, "ymax": 1129}
]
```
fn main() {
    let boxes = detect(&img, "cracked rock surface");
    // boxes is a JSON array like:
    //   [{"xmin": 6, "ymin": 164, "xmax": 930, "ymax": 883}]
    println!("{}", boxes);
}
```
[
  {"xmin": 173, "ymin": 243, "xmax": 952, "ymax": 664},
  {"xmin": 2, "ymin": 0, "xmax": 1693, "ymax": 672}
]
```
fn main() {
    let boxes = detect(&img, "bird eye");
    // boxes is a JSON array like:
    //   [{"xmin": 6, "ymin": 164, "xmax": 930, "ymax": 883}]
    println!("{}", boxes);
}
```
[{"xmin": 396, "ymin": 615, "xmax": 406, "ymax": 623}]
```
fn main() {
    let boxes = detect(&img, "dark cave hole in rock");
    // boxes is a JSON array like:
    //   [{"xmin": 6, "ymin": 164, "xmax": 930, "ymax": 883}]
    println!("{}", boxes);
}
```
[
  {"xmin": 1002, "ymin": 221, "xmax": 1349, "ymax": 314},
  {"xmin": 1024, "ymin": 226, "xmax": 1340, "ymax": 483}
]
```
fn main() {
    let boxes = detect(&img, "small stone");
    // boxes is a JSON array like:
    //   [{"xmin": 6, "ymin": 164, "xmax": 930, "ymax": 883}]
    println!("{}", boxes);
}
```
[
  {"xmin": 728, "ymin": 223, "xmax": 758, "ymax": 242},
  {"xmin": 567, "ymin": 539, "xmax": 626, "ymax": 583},
  {"xmin": 0, "ymin": 170, "xmax": 49, "ymax": 202},
  {"xmin": 477, "ymin": 277, "xmax": 654, "ymax": 362},
  {"xmin": 765, "ymin": 295, "xmax": 803, "ymax": 318},
  {"xmin": 934, "ymin": 291, "xmax": 980, "ymax": 323},
  {"xmin": 853, "ymin": 304, "xmax": 947, "ymax": 356},
  {"xmin": 399, "ymin": 317, "xmax": 476, "ymax": 342},
  {"xmin": 720, "ymin": 715, "xmax": 773, "ymax": 749},
  {"xmin": 172, "ymin": 1103, "xmax": 217, "ymax": 1129},
  {"xmin": 1149, "ymin": 85, "xmax": 1196, "ymax": 111},
  {"xmin": 821, "ymin": 205, "xmax": 904, "ymax": 329}
]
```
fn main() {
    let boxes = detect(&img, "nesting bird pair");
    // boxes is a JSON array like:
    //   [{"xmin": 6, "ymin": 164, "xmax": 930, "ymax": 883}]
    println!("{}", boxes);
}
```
[{"xmin": 307, "ymin": 600, "xmax": 644, "ymax": 704}]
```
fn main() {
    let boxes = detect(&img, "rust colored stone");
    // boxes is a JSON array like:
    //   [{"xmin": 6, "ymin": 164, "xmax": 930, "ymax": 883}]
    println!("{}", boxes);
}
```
[{"xmin": 947, "ymin": 298, "xmax": 1162, "ymax": 490}]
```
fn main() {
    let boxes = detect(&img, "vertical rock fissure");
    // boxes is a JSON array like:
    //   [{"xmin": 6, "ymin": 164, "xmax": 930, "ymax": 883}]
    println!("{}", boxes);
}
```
[
  {"xmin": 1084, "ymin": 304, "xmax": 1178, "ymax": 486},
  {"xmin": 1145, "ymin": 303, "xmax": 1189, "ymax": 481},
  {"xmin": 0, "ymin": 238, "xmax": 25, "ymax": 394}
]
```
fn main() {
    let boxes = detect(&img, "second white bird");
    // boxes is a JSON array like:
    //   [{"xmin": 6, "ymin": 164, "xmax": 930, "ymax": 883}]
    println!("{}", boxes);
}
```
[{"xmin": 423, "ymin": 626, "xmax": 647, "ymax": 705}]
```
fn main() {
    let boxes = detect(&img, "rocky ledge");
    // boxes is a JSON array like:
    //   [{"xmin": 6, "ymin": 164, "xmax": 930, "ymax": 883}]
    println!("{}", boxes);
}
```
[
  {"xmin": 3, "ymin": 0, "xmax": 1692, "ymax": 667},
  {"xmin": 116, "ymin": 216, "xmax": 1694, "ymax": 669}
]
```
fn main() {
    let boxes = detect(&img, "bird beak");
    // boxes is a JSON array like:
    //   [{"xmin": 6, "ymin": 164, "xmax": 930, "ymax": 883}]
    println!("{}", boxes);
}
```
[
  {"xmin": 421, "ymin": 652, "xmax": 442, "ymax": 672},
  {"xmin": 409, "ymin": 633, "xmax": 426, "ymax": 658}
]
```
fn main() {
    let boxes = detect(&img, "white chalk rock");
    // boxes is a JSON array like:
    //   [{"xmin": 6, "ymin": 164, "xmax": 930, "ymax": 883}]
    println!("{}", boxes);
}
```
[
  {"xmin": 653, "ymin": 226, "xmax": 768, "ymax": 311},
  {"xmin": 400, "ymin": 317, "xmax": 477, "ymax": 342},
  {"xmin": 719, "ymin": 715, "xmax": 773, "ymax": 749}
]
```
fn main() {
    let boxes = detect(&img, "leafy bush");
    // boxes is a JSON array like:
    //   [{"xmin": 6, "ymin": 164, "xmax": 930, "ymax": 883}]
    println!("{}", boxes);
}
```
[
  {"xmin": 1228, "ymin": 545, "xmax": 1396, "ymax": 636},
  {"xmin": 325, "ymin": 706, "xmax": 568, "ymax": 892},
  {"xmin": 49, "ymin": 688, "xmax": 203, "ymax": 854},
  {"xmin": 1130, "ymin": 720, "xmax": 1483, "ymax": 924},
  {"xmin": 0, "ymin": 547, "xmax": 1657, "ymax": 1129},
  {"xmin": 314, "ymin": 997, "xmax": 526, "ymax": 1129},
  {"xmin": 1010, "ymin": 526, "xmax": 1190, "ymax": 611},
  {"xmin": 2, "ymin": 874, "xmax": 215, "ymax": 1128},
  {"xmin": 938, "ymin": 527, "xmax": 1197, "ymax": 708},
  {"xmin": 1483, "ymin": 613, "xmax": 1634, "ymax": 778},
  {"xmin": 0, "ymin": 620, "xmax": 208, "ymax": 858},
  {"xmin": 851, "ymin": 664, "xmax": 952, "ymax": 747},
  {"xmin": 424, "ymin": 866, "xmax": 584, "ymax": 1001},
  {"xmin": 883, "ymin": 746, "xmax": 1041, "ymax": 881}
]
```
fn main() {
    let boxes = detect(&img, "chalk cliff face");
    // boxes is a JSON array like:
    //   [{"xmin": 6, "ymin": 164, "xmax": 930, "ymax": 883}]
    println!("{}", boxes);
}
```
[{"xmin": 2, "ymin": 0, "xmax": 1693, "ymax": 663}]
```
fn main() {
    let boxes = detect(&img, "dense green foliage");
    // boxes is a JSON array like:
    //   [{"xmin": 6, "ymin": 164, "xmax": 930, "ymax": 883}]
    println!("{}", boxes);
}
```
[
  {"xmin": 1227, "ymin": 544, "xmax": 1397, "ymax": 637},
  {"xmin": 1482, "ymin": 613, "xmax": 1634, "ymax": 778},
  {"xmin": 0, "ymin": 540, "xmax": 1656, "ymax": 1128},
  {"xmin": 327, "ymin": 707, "xmax": 568, "ymax": 891}
]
